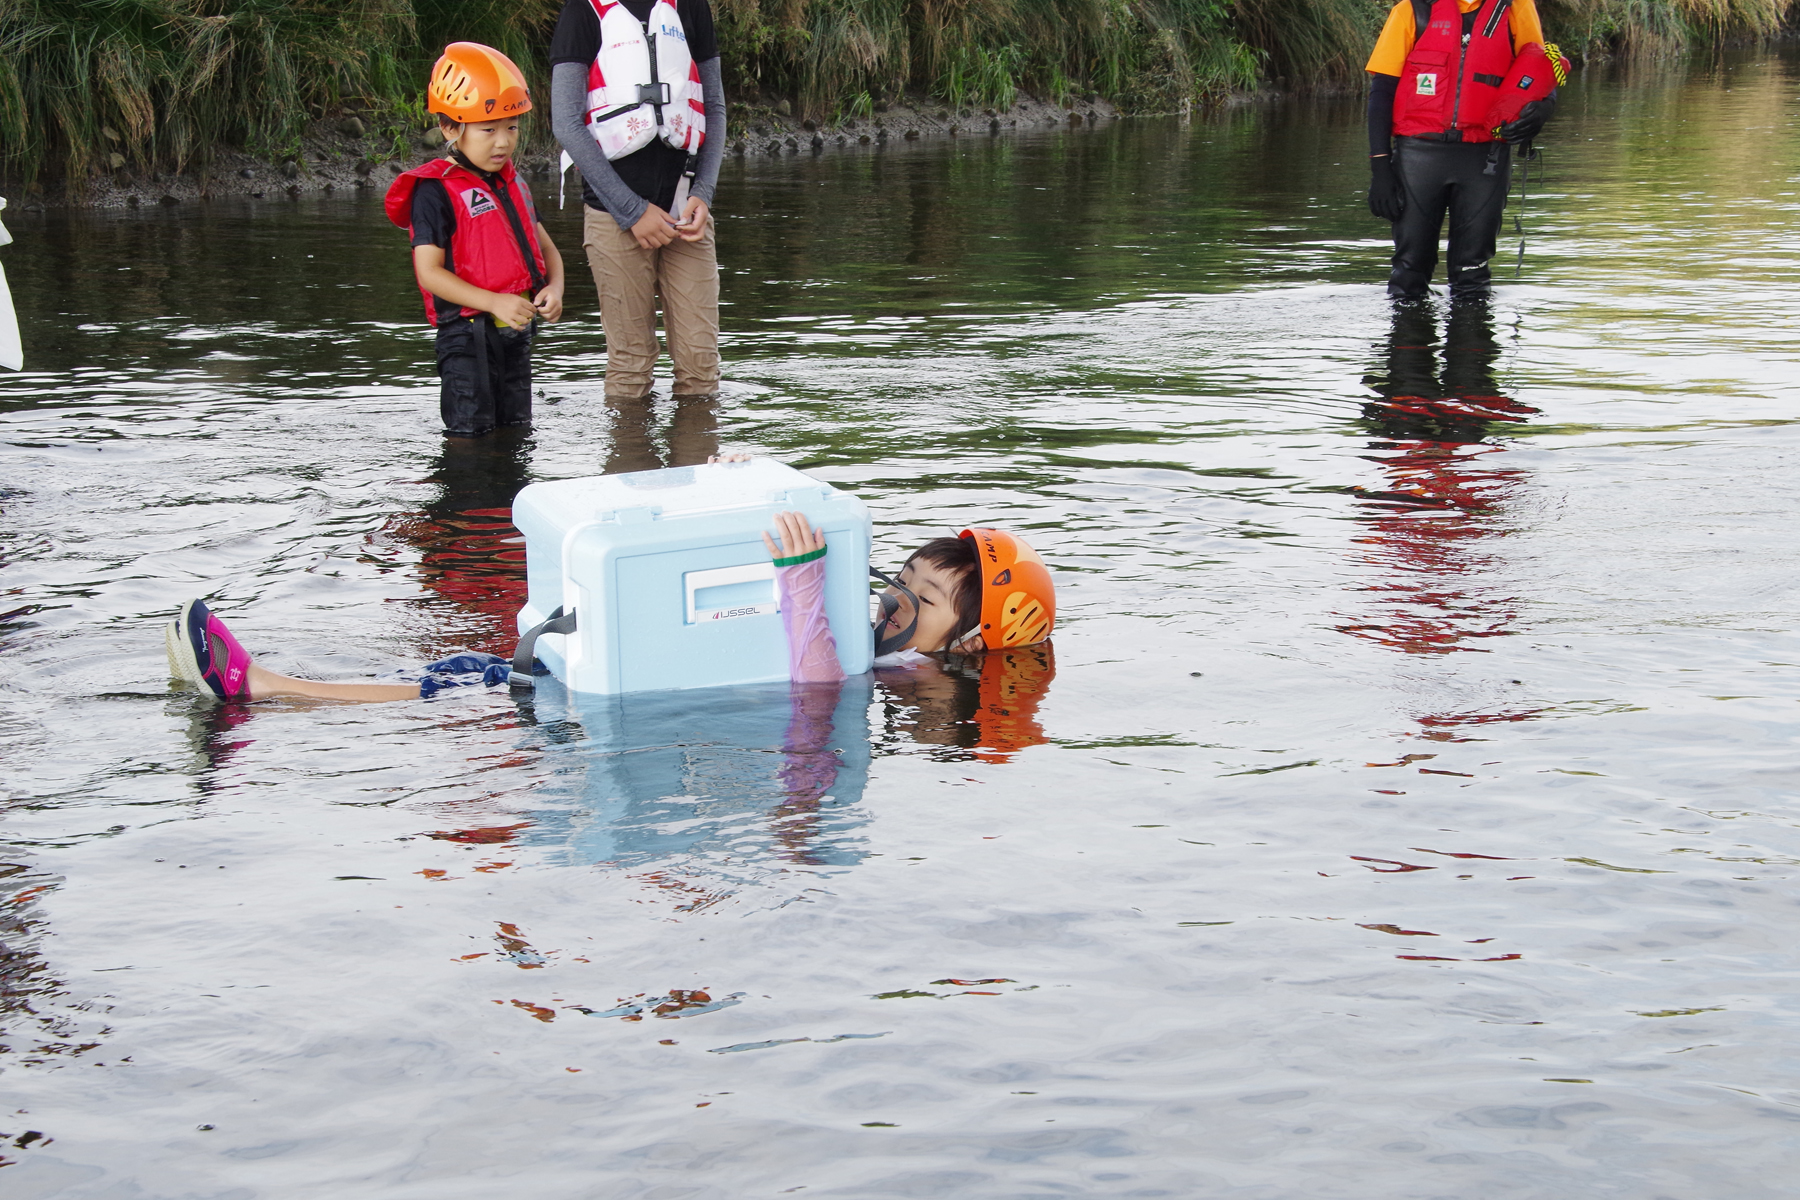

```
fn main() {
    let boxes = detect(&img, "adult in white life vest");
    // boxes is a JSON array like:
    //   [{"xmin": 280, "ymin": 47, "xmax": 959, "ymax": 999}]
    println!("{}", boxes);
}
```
[
  {"xmin": 550, "ymin": 0, "xmax": 727, "ymax": 401},
  {"xmin": 581, "ymin": 0, "xmax": 706, "ymax": 161}
]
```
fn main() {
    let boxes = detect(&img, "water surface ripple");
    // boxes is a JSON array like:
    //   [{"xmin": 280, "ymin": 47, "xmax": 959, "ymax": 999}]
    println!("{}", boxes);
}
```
[{"xmin": 3, "ymin": 52, "xmax": 1799, "ymax": 1198}]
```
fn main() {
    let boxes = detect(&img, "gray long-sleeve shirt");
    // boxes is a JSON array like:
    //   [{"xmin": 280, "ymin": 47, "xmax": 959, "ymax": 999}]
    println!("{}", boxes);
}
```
[{"xmin": 551, "ymin": 58, "xmax": 726, "ymax": 230}]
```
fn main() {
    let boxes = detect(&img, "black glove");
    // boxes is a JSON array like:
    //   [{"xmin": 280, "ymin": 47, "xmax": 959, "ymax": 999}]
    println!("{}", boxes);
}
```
[
  {"xmin": 1499, "ymin": 94, "xmax": 1556, "ymax": 145},
  {"xmin": 1368, "ymin": 155, "xmax": 1404, "ymax": 222}
]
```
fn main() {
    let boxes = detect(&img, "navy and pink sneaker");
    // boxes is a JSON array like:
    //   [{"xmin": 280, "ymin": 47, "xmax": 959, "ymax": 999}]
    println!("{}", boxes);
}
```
[{"xmin": 165, "ymin": 598, "xmax": 253, "ymax": 700}]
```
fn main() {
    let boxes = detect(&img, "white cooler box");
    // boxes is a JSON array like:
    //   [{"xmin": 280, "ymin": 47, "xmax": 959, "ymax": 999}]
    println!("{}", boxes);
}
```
[{"xmin": 511, "ymin": 459, "xmax": 873, "ymax": 694}]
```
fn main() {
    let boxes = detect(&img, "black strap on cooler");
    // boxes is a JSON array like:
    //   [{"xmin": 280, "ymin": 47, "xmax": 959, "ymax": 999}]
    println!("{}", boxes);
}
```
[{"xmin": 510, "ymin": 606, "xmax": 578, "ymax": 689}]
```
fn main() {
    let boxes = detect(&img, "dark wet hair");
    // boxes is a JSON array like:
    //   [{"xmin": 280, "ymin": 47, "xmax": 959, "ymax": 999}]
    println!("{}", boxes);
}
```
[{"xmin": 903, "ymin": 536, "xmax": 981, "ymax": 649}]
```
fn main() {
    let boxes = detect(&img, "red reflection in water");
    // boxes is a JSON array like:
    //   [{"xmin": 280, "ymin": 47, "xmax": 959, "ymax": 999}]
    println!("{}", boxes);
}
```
[
  {"xmin": 385, "ymin": 504, "xmax": 527, "ymax": 656},
  {"xmin": 1411, "ymin": 847, "xmax": 1512, "ymax": 860},
  {"xmin": 1352, "ymin": 856, "xmax": 1437, "ymax": 873},
  {"xmin": 423, "ymin": 822, "xmax": 532, "ymax": 844},
  {"xmin": 366, "ymin": 400, "xmax": 721, "ymax": 660},
  {"xmin": 364, "ymin": 430, "xmax": 535, "ymax": 658},
  {"xmin": 1338, "ymin": 305, "xmax": 1539, "ymax": 658},
  {"xmin": 1416, "ymin": 708, "xmax": 1544, "ymax": 729},
  {"xmin": 1337, "ymin": 439, "xmax": 1526, "ymax": 654},
  {"xmin": 628, "ymin": 870, "xmax": 733, "ymax": 914}
]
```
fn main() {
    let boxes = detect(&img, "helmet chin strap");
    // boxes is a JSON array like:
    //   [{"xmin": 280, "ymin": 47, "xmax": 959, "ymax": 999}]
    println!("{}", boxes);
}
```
[
  {"xmin": 870, "ymin": 567, "xmax": 920, "ymax": 657},
  {"xmin": 947, "ymin": 626, "xmax": 984, "ymax": 653}
]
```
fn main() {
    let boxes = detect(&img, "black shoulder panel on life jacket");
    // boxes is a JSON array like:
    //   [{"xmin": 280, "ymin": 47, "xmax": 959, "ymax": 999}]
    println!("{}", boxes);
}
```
[
  {"xmin": 1411, "ymin": 0, "xmax": 1433, "ymax": 38},
  {"xmin": 1482, "ymin": 0, "xmax": 1513, "ymax": 39}
]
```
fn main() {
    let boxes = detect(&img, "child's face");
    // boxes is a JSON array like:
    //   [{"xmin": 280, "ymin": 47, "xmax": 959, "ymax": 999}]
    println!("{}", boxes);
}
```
[
  {"xmin": 449, "ymin": 117, "xmax": 520, "ymax": 172},
  {"xmin": 880, "ymin": 556, "xmax": 973, "ymax": 654}
]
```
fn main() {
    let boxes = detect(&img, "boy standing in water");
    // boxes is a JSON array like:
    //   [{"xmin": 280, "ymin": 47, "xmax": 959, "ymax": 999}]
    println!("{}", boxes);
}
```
[
  {"xmin": 388, "ymin": 43, "xmax": 566, "ymax": 436},
  {"xmin": 549, "ymin": 0, "xmax": 725, "ymax": 400}
]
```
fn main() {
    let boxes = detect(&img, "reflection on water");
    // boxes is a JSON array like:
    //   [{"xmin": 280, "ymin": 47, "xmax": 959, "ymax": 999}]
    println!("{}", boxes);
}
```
[
  {"xmin": 1341, "ymin": 303, "xmax": 1538, "ymax": 656},
  {"xmin": 875, "ymin": 643, "xmax": 1057, "ymax": 762},
  {"xmin": 602, "ymin": 392, "xmax": 721, "ymax": 474},
  {"xmin": 0, "ymin": 862, "xmax": 96, "ymax": 1077},
  {"xmin": 180, "ymin": 699, "xmax": 261, "ymax": 790},
  {"xmin": 522, "ymin": 678, "xmax": 875, "ymax": 871},
  {"xmin": 514, "ymin": 647, "xmax": 1058, "ymax": 874},
  {"xmin": 372, "ymin": 429, "xmax": 536, "ymax": 656},
  {"xmin": 3, "ymin": 47, "xmax": 1800, "ymax": 1199}
]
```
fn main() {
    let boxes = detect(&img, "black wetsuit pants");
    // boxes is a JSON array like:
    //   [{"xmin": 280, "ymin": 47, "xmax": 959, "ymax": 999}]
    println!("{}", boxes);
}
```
[
  {"xmin": 1390, "ymin": 138, "xmax": 1511, "ymax": 302},
  {"xmin": 435, "ymin": 315, "xmax": 535, "ymax": 436}
]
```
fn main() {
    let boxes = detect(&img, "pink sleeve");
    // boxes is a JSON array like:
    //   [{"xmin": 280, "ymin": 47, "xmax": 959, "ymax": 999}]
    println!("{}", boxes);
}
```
[{"xmin": 775, "ymin": 558, "xmax": 845, "ymax": 684}]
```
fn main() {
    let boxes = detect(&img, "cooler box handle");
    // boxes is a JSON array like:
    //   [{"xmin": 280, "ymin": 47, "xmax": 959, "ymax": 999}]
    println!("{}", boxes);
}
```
[{"xmin": 510, "ymin": 606, "xmax": 579, "ymax": 689}]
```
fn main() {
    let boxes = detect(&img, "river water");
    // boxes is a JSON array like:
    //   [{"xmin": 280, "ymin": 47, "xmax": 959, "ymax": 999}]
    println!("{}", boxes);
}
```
[{"xmin": 3, "ymin": 50, "xmax": 1799, "ymax": 1198}]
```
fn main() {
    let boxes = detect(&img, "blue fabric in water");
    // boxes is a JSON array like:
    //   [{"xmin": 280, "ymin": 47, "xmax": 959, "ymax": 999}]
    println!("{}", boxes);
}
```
[{"xmin": 416, "ymin": 652, "xmax": 514, "ymax": 699}]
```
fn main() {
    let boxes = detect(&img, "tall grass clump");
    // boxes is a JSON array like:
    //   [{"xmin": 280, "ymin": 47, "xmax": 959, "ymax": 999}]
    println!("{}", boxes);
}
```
[
  {"xmin": 0, "ymin": 0, "xmax": 557, "ymax": 193},
  {"xmin": 0, "ymin": 0, "xmax": 413, "ymax": 188},
  {"xmin": 715, "ymin": 0, "xmax": 911, "ymax": 115},
  {"xmin": 1540, "ymin": 0, "xmax": 1795, "ymax": 55},
  {"xmin": 715, "ymin": 0, "xmax": 1270, "ymax": 116},
  {"xmin": 5, "ymin": 0, "xmax": 1797, "ymax": 194},
  {"xmin": 412, "ymin": 0, "xmax": 560, "ymax": 98},
  {"xmin": 715, "ymin": 0, "xmax": 1800, "ymax": 117},
  {"xmin": 1235, "ymin": 0, "xmax": 1389, "ymax": 82}
]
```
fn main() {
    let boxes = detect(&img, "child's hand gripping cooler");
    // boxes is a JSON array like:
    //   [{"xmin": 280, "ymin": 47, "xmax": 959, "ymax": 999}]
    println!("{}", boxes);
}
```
[
  {"xmin": 763, "ymin": 509, "xmax": 846, "ymax": 685},
  {"xmin": 508, "ymin": 459, "xmax": 873, "ymax": 695}
]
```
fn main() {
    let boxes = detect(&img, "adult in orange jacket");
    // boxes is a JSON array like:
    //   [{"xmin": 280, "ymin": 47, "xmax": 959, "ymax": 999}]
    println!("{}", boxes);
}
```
[{"xmin": 1366, "ymin": 0, "xmax": 1560, "ymax": 301}]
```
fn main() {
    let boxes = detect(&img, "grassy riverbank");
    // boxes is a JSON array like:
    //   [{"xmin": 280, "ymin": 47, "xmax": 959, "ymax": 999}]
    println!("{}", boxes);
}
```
[{"xmin": 1, "ymin": 0, "xmax": 1793, "ymax": 197}]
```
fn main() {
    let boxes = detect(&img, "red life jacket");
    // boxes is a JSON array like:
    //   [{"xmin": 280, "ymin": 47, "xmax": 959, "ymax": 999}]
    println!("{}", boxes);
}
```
[
  {"xmin": 385, "ymin": 158, "xmax": 547, "ymax": 325},
  {"xmin": 1392, "ymin": 0, "xmax": 1520, "ymax": 144}
]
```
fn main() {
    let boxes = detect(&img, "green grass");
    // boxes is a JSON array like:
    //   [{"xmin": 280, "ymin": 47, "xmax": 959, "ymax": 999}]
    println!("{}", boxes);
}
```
[
  {"xmin": 2, "ymin": 0, "xmax": 1792, "ymax": 192},
  {"xmin": 1542, "ymin": 0, "xmax": 1793, "ymax": 54},
  {"xmin": 0, "ymin": 0, "xmax": 558, "ymax": 192}
]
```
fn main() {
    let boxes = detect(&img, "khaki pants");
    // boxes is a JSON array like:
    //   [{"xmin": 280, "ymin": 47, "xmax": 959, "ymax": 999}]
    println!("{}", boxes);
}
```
[{"xmin": 582, "ymin": 207, "xmax": 721, "ymax": 398}]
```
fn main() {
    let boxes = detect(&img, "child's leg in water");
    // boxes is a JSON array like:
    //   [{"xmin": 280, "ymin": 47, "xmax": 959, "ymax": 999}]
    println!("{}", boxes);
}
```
[
  {"xmin": 168, "ymin": 598, "xmax": 499, "ymax": 704},
  {"xmin": 245, "ymin": 664, "xmax": 421, "ymax": 704}
]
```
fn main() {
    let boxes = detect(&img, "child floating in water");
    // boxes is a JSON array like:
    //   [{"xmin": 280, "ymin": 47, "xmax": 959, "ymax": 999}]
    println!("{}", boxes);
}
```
[{"xmin": 165, "ymin": 508, "xmax": 1054, "ymax": 704}]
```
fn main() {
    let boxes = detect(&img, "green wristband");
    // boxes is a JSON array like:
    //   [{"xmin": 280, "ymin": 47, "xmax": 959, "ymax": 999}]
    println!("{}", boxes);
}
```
[{"xmin": 771, "ymin": 545, "xmax": 827, "ymax": 568}]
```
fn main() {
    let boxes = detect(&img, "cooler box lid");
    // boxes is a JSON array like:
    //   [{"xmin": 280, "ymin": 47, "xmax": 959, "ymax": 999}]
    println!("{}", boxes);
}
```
[{"xmin": 515, "ymin": 459, "xmax": 839, "ymax": 531}]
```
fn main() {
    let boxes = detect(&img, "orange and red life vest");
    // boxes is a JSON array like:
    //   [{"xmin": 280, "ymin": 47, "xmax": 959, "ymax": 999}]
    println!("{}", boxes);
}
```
[
  {"xmin": 1392, "ymin": 0, "xmax": 1520, "ymax": 144},
  {"xmin": 385, "ymin": 158, "xmax": 547, "ymax": 325}
]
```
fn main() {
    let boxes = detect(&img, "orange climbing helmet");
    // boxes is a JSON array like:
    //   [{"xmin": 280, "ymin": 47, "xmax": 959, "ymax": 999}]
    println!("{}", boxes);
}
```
[
  {"xmin": 428, "ymin": 42, "xmax": 533, "ymax": 125},
  {"xmin": 957, "ymin": 528, "xmax": 1055, "ymax": 650}
]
